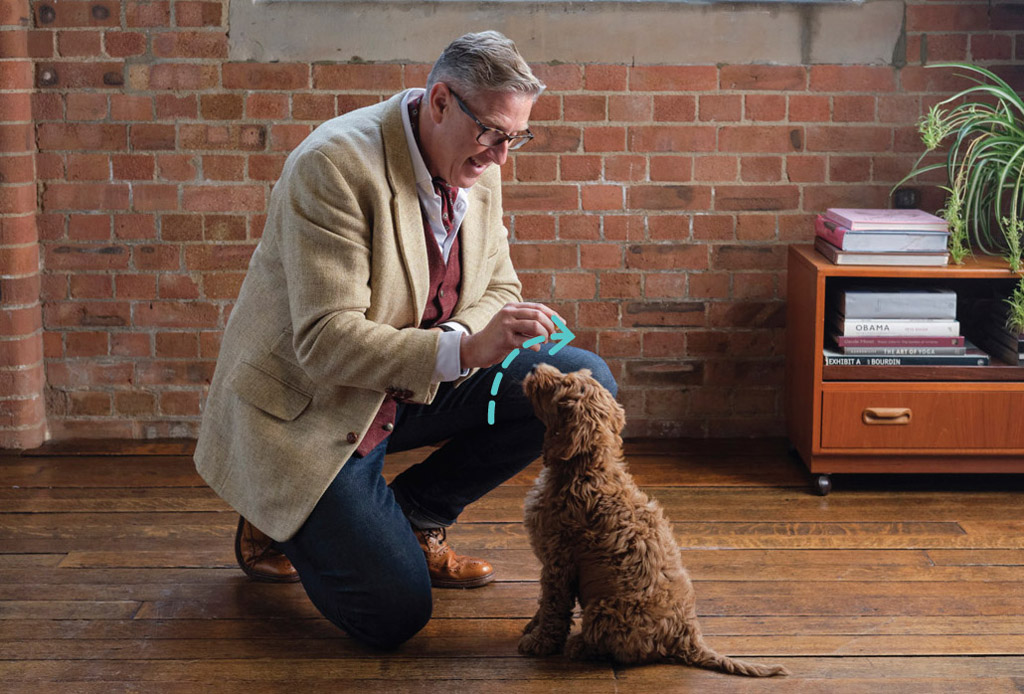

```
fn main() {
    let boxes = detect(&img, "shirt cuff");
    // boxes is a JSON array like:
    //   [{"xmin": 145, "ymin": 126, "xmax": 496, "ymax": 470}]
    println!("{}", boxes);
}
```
[{"xmin": 432, "ymin": 322, "xmax": 470, "ymax": 382}]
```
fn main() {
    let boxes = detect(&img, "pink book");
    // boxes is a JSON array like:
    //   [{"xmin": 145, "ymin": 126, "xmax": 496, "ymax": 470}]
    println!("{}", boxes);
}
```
[{"xmin": 824, "ymin": 208, "xmax": 948, "ymax": 231}]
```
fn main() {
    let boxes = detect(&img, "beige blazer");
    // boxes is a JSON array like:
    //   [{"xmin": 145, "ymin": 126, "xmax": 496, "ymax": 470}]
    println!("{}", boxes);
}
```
[{"xmin": 194, "ymin": 91, "xmax": 522, "ymax": 541}]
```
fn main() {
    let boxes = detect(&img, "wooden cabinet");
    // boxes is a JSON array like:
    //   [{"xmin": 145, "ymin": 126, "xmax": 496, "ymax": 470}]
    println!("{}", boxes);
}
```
[{"xmin": 785, "ymin": 244, "xmax": 1024, "ymax": 494}]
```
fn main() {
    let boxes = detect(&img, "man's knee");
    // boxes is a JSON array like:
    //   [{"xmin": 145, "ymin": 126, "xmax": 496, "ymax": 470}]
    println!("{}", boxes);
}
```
[
  {"xmin": 324, "ymin": 579, "xmax": 433, "ymax": 650},
  {"xmin": 546, "ymin": 347, "xmax": 618, "ymax": 397}
]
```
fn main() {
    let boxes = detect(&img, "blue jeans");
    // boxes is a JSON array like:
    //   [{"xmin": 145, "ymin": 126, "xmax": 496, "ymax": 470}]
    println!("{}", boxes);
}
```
[{"xmin": 276, "ymin": 344, "xmax": 615, "ymax": 649}]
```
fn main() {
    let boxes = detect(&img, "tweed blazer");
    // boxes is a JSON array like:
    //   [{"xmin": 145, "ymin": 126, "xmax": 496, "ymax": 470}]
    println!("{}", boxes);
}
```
[{"xmin": 194, "ymin": 91, "xmax": 523, "ymax": 541}]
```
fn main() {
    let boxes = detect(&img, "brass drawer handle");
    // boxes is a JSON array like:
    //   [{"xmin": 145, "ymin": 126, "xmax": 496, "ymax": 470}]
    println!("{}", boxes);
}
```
[{"xmin": 862, "ymin": 407, "xmax": 912, "ymax": 425}]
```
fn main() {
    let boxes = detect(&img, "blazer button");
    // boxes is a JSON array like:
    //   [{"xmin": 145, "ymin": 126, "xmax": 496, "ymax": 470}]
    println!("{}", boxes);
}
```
[
  {"xmin": 383, "ymin": 423, "xmax": 394, "ymax": 432},
  {"xmin": 346, "ymin": 432, "xmax": 358, "ymax": 444}
]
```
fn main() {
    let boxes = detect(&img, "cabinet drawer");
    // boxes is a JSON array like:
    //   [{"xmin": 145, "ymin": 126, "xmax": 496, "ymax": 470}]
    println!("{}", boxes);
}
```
[{"xmin": 821, "ymin": 389, "xmax": 1024, "ymax": 449}]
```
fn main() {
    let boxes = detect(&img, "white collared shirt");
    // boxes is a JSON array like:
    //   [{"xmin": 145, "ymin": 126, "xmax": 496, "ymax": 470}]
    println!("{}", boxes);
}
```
[{"xmin": 400, "ymin": 88, "xmax": 470, "ymax": 383}]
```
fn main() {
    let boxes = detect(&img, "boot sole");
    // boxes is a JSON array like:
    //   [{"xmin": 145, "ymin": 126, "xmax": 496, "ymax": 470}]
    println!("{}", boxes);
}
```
[
  {"xmin": 430, "ymin": 573, "xmax": 496, "ymax": 589},
  {"xmin": 234, "ymin": 517, "xmax": 302, "ymax": 584}
]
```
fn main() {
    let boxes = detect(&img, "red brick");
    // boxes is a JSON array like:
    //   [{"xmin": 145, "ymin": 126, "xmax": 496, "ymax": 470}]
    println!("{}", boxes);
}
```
[
  {"xmin": 503, "ymin": 185, "xmax": 578, "ymax": 212},
  {"xmin": 246, "ymin": 93, "xmax": 290, "ymax": 120},
  {"xmin": 924, "ymin": 34, "xmax": 969, "ymax": 62},
  {"xmin": 558, "ymin": 215, "xmax": 600, "ymax": 241},
  {"xmin": 527, "ymin": 63, "xmax": 580, "ymax": 91},
  {"xmin": 559, "ymin": 155, "xmax": 601, "ymax": 182},
  {"xmin": 554, "ymin": 273, "xmax": 596, "ymax": 300},
  {"xmin": 132, "ymin": 244, "xmax": 179, "ymax": 270},
  {"xmin": 692, "ymin": 215, "xmax": 734, "ymax": 241},
  {"xmin": 36, "ymin": 152, "xmax": 64, "ymax": 180},
  {"xmin": 115, "ymin": 391, "xmax": 156, "ymax": 415},
  {"xmin": 224, "ymin": 63, "xmax": 309, "ymax": 90},
  {"xmin": 509, "ymin": 243, "xmax": 578, "ymax": 270},
  {"xmin": 133, "ymin": 184, "xmax": 178, "ymax": 211},
  {"xmin": 45, "ymin": 243, "xmax": 129, "ymax": 271},
  {"xmin": 36, "ymin": 62, "xmax": 124, "ymax": 89},
  {"xmin": 64, "ymin": 93, "xmax": 108, "ymax": 121},
  {"xmin": 650, "ymin": 156, "xmax": 695, "ymax": 183},
  {"xmin": 653, "ymin": 95, "xmax": 696, "ymax": 123},
  {"xmin": 200, "ymin": 93, "xmax": 243, "ymax": 120},
  {"xmin": 0, "ymin": 215, "xmax": 38, "ymax": 245},
  {"xmin": 585, "ymin": 65, "xmax": 627, "ymax": 91},
  {"xmin": 182, "ymin": 185, "xmax": 264, "ymax": 212},
  {"xmin": 36, "ymin": 214, "xmax": 66, "ymax": 242},
  {"xmin": 625, "ymin": 244, "xmax": 707, "ymax": 271},
  {"xmin": 157, "ymin": 154, "xmax": 197, "ymax": 182},
  {"xmin": 745, "ymin": 94, "xmax": 786, "ymax": 122},
  {"xmin": 735, "ymin": 214, "xmax": 777, "ymax": 241},
  {"xmin": 203, "ymin": 272, "xmax": 244, "ymax": 299},
  {"xmin": 270, "ymin": 124, "xmax": 311, "ymax": 152},
  {"xmin": 721, "ymin": 65, "xmax": 806, "ymax": 91},
  {"xmin": 805, "ymin": 126, "xmax": 890, "ymax": 153},
  {"xmin": 105, "ymin": 31, "xmax": 147, "ymax": 57},
  {"xmin": 627, "ymin": 185, "xmax": 711, "ymax": 211},
  {"xmin": 114, "ymin": 213, "xmax": 157, "ymax": 240},
  {"xmin": 292, "ymin": 94, "xmax": 334, "ymax": 121},
  {"xmin": 160, "ymin": 390, "xmax": 201, "ymax": 416},
  {"xmin": 609, "ymin": 95, "xmax": 652, "ymax": 122},
  {"xmin": 34, "ymin": 1, "xmax": 119, "ymax": 27},
  {"xmin": 202, "ymin": 155, "xmax": 244, "ymax": 181},
  {"xmin": 27, "ymin": 30, "xmax": 53, "ymax": 58},
  {"xmin": 111, "ymin": 333, "xmax": 151, "ymax": 358},
  {"xmin": 31, "ymin": 93, "xmax": 63, "ymax": 121},
  {"xmin": 829, "ymin": 155, "xmax": 872, "ymax": 183},
  {"xmin": 0, "ymin": 183, "xmax": 34, "ymax": 214},
  {"xmin": 43, "ymin": 300, "xmax": 130, "ymax": 328},
  {"xmin": 312, "ymin": 64, "xmax": 400, "ymax": 91},
  {"xmin": 42, "ymin": 183, "xmax": 130, "ymax": 211},
  {"xmin": 605, "ymin": 155, "xmax": 647, "ymax": 183},
  {"xmin": 174, "ymin": 1, "xmax": 222, "ymax": 27},
  {"xmin": 68, "ymin": 391, "xmax": 112, "ymax": 416},
  {"xmin": 628, "ymin": 126, "xmax": 715, "ymax": 153},
  {"xmin": 972, "ymin": 34, "xmax": 1013, "ymax": 62},
  {"xmin": 135, "ymin": 301, "xmax": 219, "ymax": 327},
  {"xmin": 68, "ymin": 274, "xmax": 112, "ymax": 299},
  {"xmin": 184, "ymin": 243, "xmax": 257, "ymax": 270},
  {"xmin": 515, "ymin": 154, "xmax": 557, "ymax": 183},
  {"xmin": 512, "ymin": 215, "xmax": 555, "ymax": 242},
  {"xmin": 110, "ymin": 94, "xmax": 153, "ymax": 121},
  {"xmin": 67, "ymin": 154, "xmax": 108, "ymax": 181},
  {"xmin": 0, "ymin": 124, "xmax": 33, "ymax": 154},
  {"xmin": 337, "ymin": 94, "xmax": 380, "ymax": 116},
  {"xmin": 603, "ymin": 215, "xmax": 645, "ymax": 242},
  {"xmin": 810, "ymin": 66, "xmax": 896, "ymax": 93},
  {"xmin": 580, "ymin": 243, "xmax": 622, "ymax": 269},
  {"xmin": 161, "ymin": 214, "xmax": 202, "ymax": 241},
  {"xmin": 112, "ymin": 154, "xmax": 155, "ymax": 180},
  {"xmin": 131, "ymin": 123, "xmax": 176, "ymax": 150},
  {"xmin": 0, "ymin": 154, "xmax": 36, "ymax": 184},
  {"xmin": 57, "ymin": 30, "xmax": 102, "ymax": 56},
  {"xmin": 629, "ymin": 66, "xmax": 717, "ymax": 92},
  {"xmin": 563, "ymin": 94, "xmax": 605, "ymax": 123},
  {"xmin": 153, "ymin": 30, "xmax": 227, "ymax": 58},
  {"xmin": 180, "ymin": 124, "xmax": 266, "ymax": 151},
  {"xmin": 37, "ymin": 123, "xmax": 124, "ymax": 151},
  {"xmin": 719, "ymin": 126, "xmax": 803, "ymax": 153},
  {"xmin": 578, "ymin": 302, "xmax": 620, "ymax": 329},
  {"xmin": 711, "ymin": 244, "xmax": 787, "ymax": 271},
  {"xmin": 0, "ymin": 89, "xmax": 30, "ymax": 122},
  {"xmin": 0, "ymin": 304, "xmax": 42, "ymax": 336},
  {"xmin": 786, "ymin": 155, "xmax": 826, "ymax": 184},
  {"xmin": 647, "ymin": 215, "xmax": 691, "ymax": 241},
  {"xmin": 155, "ymin": 94, "xmax": 197, "ymax": 119},
  {"xmin": 203, "ymin": 214, "xmax": 246, "ymax": 241},
  {"xmin": 740, "ymin": 156, "xmax": 783, "ymax": 183},
  {"xmin": 581, "ymin": 185, "xmax": 623, "ymax": 211},
  {"xmin": 834, "ymin": 95, "xmax": 876, "ymax": 123},
  {"xmin": 878, "ymin": 94, "xmax": 921, "ymax": 124},
  {"xmin": 115, "ymin": 273, "xmax": 157, "ymax": 299},
  {"xmin": 126, "ymin": 1, "xmax": 171, "ymax": 27},
  {"xmin": 715, "ymin": 185, "xmax": 799, "ymax": 212},
  {"xmin": 155, "ymin": 331, "xmax": 199, "ymax": 357},
  {"xmin": 159, "ymin": 273, "xmax": 200, "ymax": 299},
  {"xmin": 907, "ymin": 3, "xmax": 990, "ymax": 32},
  {"xmin": 136, "ymin": 63, "xmax": 218, "ymax": 90},
  {"xmin": 527, "ymin": 125, "xmax": 581, "ymax": 154},
  {"xmin": 788, "ymin": 95, "xmax": 830, "ymax": 123},
  {"xmin": 248, "ymin": 154, "xmax": 286, "ymax": 182},
  {"xmin": 66, "ymin": 331, "xmax": 109, "ymax": 357}
]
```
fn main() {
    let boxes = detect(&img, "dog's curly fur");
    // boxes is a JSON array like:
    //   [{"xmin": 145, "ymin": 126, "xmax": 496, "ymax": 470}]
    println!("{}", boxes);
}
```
[{"xmin": 518, "ymin": 364, "xmax": 788, "ymax": 678}]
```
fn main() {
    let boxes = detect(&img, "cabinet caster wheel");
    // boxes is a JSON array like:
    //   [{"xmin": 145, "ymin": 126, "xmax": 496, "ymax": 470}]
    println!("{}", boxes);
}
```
[{"xmin": 815, "ymin": 475, "xmax": 832, "ymax": 496}]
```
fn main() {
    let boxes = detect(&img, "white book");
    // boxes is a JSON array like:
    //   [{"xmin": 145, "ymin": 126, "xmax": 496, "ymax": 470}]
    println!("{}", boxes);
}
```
[
  {"xmin": 815, "ymin": 237, "xmax": 949, "ymax": 266},
  {"xmin": 838, "ymin": 287, "xmax": 957, "ymax": 319},
  {"xmin": 833, "ymin": 317, "xmax": 961, "ymax": 337}
]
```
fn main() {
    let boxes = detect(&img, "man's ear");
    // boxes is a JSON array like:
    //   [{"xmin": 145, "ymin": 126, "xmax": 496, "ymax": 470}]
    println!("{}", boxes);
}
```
[{"xmin": 427, "ymin": 82, "xmax": 450, "ymax": 125}]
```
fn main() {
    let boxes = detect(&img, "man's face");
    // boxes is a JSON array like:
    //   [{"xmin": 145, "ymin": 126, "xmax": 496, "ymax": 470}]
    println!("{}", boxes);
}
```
[{"xmin": 426, "ymin": 84, "xmax": 534, "ymax": 189}]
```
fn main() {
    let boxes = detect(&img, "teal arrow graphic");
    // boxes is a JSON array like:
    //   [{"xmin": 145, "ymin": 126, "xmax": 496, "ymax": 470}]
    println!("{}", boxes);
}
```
[{"xmin": 487, "ymin": 315, "xmax": 575, "ymax": 425}]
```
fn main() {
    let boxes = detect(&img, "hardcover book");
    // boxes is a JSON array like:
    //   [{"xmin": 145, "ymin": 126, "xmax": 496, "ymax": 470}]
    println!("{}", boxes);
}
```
[
  {"xmin": 837, "ymin": 286, "xmax": 957, "ymax": 319},
  {"xmin": 814, "ymin": 237, "xmax": 950, "ymax": 267},
  {"xmin": 824, "ymin": 208, "xmax": 949, "ymax": 232},
  {"xmin": 834, "ymin": 335, "xmax": 966, "ymax": 348},
  {"xmin": 823, "ymin": 343, "xmax": 989, "ymax": 367},
  {"xmin": 815, "ymin": 216, "xmax": 949, "ymax": 252},
  {"xmin": 830, "ymin": 316, "xmax": 961, "ymax": 337}
]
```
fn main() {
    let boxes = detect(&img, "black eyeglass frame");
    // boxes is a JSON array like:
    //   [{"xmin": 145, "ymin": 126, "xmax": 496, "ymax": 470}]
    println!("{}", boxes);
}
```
[{"xmin": 447, "ymin": 87, "xmax": 534, "ymax": 151}]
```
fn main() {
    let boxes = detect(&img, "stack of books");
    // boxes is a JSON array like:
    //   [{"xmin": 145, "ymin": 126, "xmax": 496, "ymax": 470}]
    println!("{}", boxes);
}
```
[
  {"xmin": 814, "ymin": 208, "xmax": 951, "ymax": 266},
  {"xmin": 967, "ymin": 298, "xmax": 1024, "ymax": 366},
  {"xmin": 824, "ymin": 286, "xmax": 990, "ymax": 366}
]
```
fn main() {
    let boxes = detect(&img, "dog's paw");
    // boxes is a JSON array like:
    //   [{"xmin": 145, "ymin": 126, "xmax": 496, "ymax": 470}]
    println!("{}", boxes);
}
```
[
  {"xmin": 518, "ymin": 632, "xmax": 563, "ymax": 657},
  {"xmin": 521, "ymin": 615, "xmax": 540, "ymax": 636},
  {"xmin": 564, "ymin": 634, "xmax": 598, "ymax": 660}
]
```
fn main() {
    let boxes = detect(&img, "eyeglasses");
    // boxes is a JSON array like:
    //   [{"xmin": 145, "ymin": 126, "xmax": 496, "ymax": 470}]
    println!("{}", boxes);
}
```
[{"xmin": 448, "ymin": 88, "xmax": 534, "ymax": 151}]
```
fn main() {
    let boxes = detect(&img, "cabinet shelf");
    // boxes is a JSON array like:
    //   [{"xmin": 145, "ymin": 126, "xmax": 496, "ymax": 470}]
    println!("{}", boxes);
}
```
[{"xmin": 785, "ymin": 244, "xmax": 1024, "ymax": 493}]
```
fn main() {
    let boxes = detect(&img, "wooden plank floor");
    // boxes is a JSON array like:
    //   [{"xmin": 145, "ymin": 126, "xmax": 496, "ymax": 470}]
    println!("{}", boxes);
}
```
[{"xmin": 2, "ymin": 438, "xmax": 1023, "ymax": 693}]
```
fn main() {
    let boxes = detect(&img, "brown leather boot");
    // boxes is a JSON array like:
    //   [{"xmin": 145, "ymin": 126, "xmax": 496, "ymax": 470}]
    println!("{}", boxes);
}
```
[
  {"xmin": 234, "ymin": 516, "xmax": 300, "ymax": 583},
  {"xmin": 415, "ymin": 527, "xmax": 495, "ymax": 589}
]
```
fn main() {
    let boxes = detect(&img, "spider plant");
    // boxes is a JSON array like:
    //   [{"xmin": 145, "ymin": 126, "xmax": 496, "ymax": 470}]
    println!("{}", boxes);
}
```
[
  {"xmin": 1006, "ymin": 277, "xmax": 1024, "ymax": 335},
  {"xmin": 892, "ymin": 62, "xmax": 1024, "ymax": 272}
]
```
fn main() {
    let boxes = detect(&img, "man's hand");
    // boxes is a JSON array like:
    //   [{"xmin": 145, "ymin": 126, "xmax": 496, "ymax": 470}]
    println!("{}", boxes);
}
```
[{"xmin": 460, "ymin": 302, "xmax": 561, "ymax": 369}]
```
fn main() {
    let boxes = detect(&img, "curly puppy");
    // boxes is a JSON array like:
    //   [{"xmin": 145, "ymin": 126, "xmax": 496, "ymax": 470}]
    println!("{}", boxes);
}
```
[{"xmin": 518, "ymin": 363, "xmax": 788, "ymax": 678}]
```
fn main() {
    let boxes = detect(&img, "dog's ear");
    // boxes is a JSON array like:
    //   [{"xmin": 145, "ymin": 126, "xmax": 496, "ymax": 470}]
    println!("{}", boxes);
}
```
[{"xmin": 545, "ymin": 372, "xmax": 623, "ymax": 459}]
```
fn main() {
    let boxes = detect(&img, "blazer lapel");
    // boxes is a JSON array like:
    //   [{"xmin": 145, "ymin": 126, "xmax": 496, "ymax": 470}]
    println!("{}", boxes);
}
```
[{"xmin": 382, "ymin": 91, "xmax": 428, "ymax": 322}]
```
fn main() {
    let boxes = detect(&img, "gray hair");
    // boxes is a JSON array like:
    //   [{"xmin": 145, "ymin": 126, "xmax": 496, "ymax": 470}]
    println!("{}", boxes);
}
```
[{"xmin": 426, "ymin": 31, "xmax": 546, "ymax": 102}]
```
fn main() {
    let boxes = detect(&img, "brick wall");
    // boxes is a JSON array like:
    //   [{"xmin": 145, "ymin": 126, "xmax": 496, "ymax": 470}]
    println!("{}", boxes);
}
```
[{"xmin": 2, "ymin": 0, "xmax": 1021, "ymax": 445}]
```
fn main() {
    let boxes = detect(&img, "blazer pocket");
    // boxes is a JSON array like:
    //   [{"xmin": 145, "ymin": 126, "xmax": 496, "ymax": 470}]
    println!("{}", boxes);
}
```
[{"xmin": 229, "ymin": 360, "xmax": 313, "ymax": 422}]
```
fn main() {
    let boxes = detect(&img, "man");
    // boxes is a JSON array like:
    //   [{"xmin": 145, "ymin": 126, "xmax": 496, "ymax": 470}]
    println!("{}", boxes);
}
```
[{"xmin": 195, "ymin": 31, "xmax": 616, "ymax": 649}]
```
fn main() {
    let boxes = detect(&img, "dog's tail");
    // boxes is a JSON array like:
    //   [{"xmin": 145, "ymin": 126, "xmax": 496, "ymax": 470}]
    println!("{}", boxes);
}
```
[{"xmin": 673, "ymin": 642, "xmax": 789, "ymax": 678}]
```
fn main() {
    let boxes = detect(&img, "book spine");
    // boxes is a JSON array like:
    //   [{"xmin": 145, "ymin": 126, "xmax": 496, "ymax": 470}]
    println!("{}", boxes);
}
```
[
  {"xmin": 814, "ymin": 215, "xmax": 847, "ymax": 247},
  {"xmin": 839, "ymin": 345, "xmax": 966, "ymax": 355},
  {"xmin": 837, "ymin": 319, "xmax": 960, "ymax": 336},
  {"xmin": 824, "ymin": 353, "xmax": 990, "ymax": 366},
  {"xmin": 835, "ymin": 335, "xmax": 965, "ymax": 347},
  {"xmin": 840, "ymin": 291, "xmax": 957, "ymax": 319}
]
